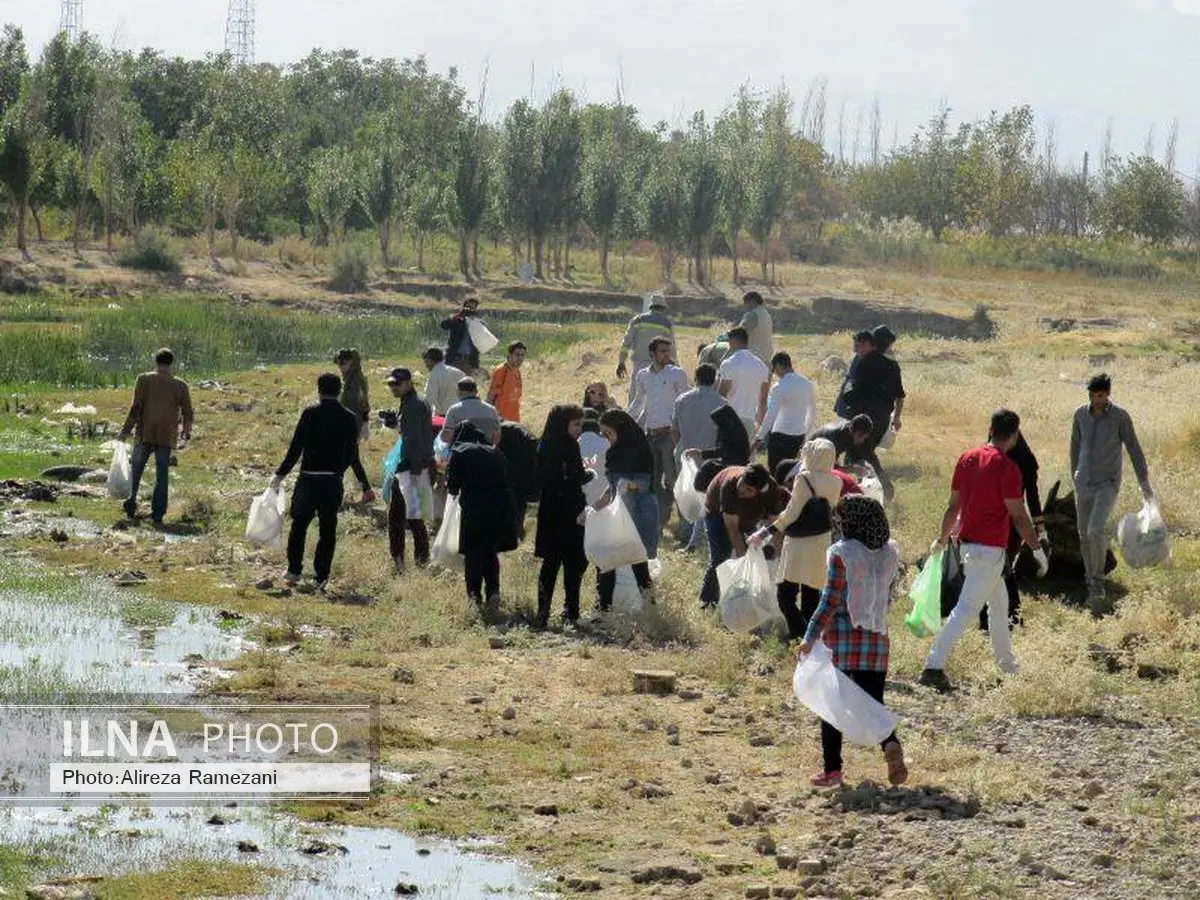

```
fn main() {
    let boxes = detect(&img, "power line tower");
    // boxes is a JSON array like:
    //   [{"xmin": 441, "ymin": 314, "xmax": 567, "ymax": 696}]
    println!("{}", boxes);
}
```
[
  {"xmin": 224, "ymin": 0, "xmax": 255, "ymax": 66},
  {"xmin": 59, "ymin": 0, "xmax": 83, "ymax": 40}
]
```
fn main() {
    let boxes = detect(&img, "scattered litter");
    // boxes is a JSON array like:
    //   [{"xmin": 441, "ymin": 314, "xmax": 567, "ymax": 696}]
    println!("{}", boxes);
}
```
[{"xmin": 55, "ymin": 403, "xmax": 97, "ymax": 416}]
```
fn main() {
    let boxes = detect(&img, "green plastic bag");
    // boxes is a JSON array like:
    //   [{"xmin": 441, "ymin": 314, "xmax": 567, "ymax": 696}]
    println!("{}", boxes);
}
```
[{"xmin": 905, "ymin": 549, "xmax": 944, "ymax": 638}]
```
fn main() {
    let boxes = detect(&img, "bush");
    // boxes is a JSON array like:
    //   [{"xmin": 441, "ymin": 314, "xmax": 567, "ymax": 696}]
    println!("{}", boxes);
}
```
[
  {"xmin": 118, "ymin": 230, "xmax": 182, "ymax": 273},
  {"xmin": 329, "ymin": 244, "xmax": 370, "ymax": 293}
]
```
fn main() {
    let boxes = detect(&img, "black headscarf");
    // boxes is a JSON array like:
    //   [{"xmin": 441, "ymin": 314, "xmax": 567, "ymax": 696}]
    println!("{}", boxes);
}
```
[
  {"xmin": 598, "ymin": 409, "xmax": 654, "ymax": 476},
  {"xmin": 539, "ymin": 404, "xmax": 584, "ymax": 470},
  {"xmin": 838, "ymin": 495, "xmax": 890, "ymax": 550},
  {"xmin": 453, "ymin": 421, "xmax": 491, "ymax": 449},
  {"xmin": 711, "ymin": 405, "xmax": 751, "ymax": 466}
]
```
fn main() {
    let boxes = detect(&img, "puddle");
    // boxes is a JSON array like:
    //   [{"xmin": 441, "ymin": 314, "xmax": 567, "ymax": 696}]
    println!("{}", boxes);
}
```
[
  {"xmin": 0, "ymin": 557, "xmax": 241, "ymax": 695},
  {"xmin": 0, "ymin": 557, "xmax": 552, "ymax": 898},
  {"xmin": 1, "ymin": 510, "xmax": 103, "ymax": 540},
  {"xmin": 0, "ymin": 806, "xmax": 545, "ymax": 898}
]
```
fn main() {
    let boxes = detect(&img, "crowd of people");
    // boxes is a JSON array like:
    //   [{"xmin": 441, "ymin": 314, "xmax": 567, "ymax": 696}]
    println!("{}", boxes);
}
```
[{"xmin": 114, "ymin": 291, "xmax": 1157, "ymax": 788}]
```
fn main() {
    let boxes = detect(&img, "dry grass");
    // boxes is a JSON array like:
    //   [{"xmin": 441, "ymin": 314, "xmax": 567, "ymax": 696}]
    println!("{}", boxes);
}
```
[{"xmin": 4, "ymin": 250, "xmax": 1200, "ymax": 897}]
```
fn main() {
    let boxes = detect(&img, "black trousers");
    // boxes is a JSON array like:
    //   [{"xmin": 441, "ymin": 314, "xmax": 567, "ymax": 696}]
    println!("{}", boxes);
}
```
[
  {"xmin": 538, "ymin": 553, "xmax": 587, "ymax": 623},
  {"xmin": 777, "ymin": 581, "xmax": 821, "ymax": 641},
  {"xmin": 596, "ymin": 562, "xmax": 651, "ymax": 611},
  {"xmin": 767, "ymin": 432, "xmax": 805, "ymax": 474},
  {"xmin": 821, "ymin": 669, "xmax": 898, "ymax": 773},
  {"xmin": 388, "ymin": 479, "xmax": 430, "ymax": 566},
  {"xmin": 464, "ymin": 550, "xmax": 500, "ymax": 600},
  {"xmin": 287, "ymin": 474, "xmax": 344, "ymax": 582}
]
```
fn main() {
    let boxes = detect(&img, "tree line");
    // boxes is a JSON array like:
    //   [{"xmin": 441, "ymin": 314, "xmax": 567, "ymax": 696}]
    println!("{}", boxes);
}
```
[{"xmin": 2, "ymin": 27, "xmax": 1199, "ymax": 281}]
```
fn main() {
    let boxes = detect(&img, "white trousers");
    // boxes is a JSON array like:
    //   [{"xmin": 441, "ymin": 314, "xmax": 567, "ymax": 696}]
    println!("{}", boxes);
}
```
[{"xmin": 925, "ymin": 543, "xmax": 1017, "ymax": 674}]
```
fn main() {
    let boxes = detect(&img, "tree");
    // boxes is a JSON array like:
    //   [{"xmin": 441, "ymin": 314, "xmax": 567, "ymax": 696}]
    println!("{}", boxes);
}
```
[
  {"xmin": 0, "ymin": 25, "xmax": 28, "ymax": 121},
  {"xmin": 166, "ymin": 130, "xmax": 221, "ymax": 257},
  {"xmin": 679, "ymin": 112, "xmax": 722, "ymax": 286},
  {"xmin": 581, "ymin": 101, "xmax": 639, "ymax": 286},
  {"xmin": 0, "ymin": 113, "xmax": 36, "ymax": 257},
  {"xmin": 748, "ymin": 86, "xmax": 794, "ymax": 281},
  {"xmin": 453, "ymin": 113, "xmax": 490, "ymax": 279},
  {"xmin": 715, "ymin": 85, "xmax": 760, "ymax": 283},
  {"xmin": 92, "ymin": 78, "xmax": 155, "ymax": 250},
  {"xmin": 532, "ymin": 90, "xmax": 582, "ymax": 279},
  {"xmin": 500, "ymin": 99, "xmax": 540, "ymax": 268},
  {"xmin": 1100, "ymin": 155, "xmax": 1185, "ymax": 245},
  {"xmin": 643, "ymin": 135, "xmax": 685, "ymax": 281},
  {"xmin": 356, "ymin": 122, "xmax": 402, "ymax": 266},
  {"xmin": 307, "ymin": 145, "xmax": 357, "ymax": 246}
]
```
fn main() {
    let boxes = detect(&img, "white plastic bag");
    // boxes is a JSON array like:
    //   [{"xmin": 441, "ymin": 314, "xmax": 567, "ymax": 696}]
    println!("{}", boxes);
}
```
[
  {"xmin": 792, "ymin": 640, "xmax": 899, "ymax": 747},
  {"xmin": 107, "ymin": 443, "xmax": 132, "ymax": 500},
  {"xmin": 878, "ymin": 427, "xmax": 897, "ymax": 450},
  {"xmin": 432, "ymin": 495, "xmax": 463, "ymax": 568},
  {"xmin": 1117, "ymin": 500, "xmax": 1170, "ymax": 569},
  {"xmin": 466, "ymin": 317, "xmax": 499, "ymax": 354},
  {"xmin": 584, "ymin": 500, "xmax": 648, "ymax": 573},
  {"xmin": 611, "ymin": 567, "xmax": 647, "ymax": 614},
  {"xmin": 673, "ymin": 455, "xmax": 706, "ymax": 523},
  {"xmin": 716, "ymin": 546, "xmax": 781, "ymax": 632},
  {"xmin": 245, "ymin": 484, "xmax": 287, "ymax": 544},
  {"xmin": 858, "ymin": 473, "xmax": 885, "ymax": 506}
]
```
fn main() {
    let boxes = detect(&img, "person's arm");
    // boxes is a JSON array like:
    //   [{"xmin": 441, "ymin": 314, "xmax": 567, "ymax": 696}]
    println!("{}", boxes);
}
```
[
  {"xmin": 439, "ymin": 412, "xmax": 456, "ymax": 444},
  {"xmin": 628, "ymin": 371, "xmax": 647, "ymax": 426},
  {"xmin": 1120, "ymin": 411, "xmax": 1152, "ymax": 497},
  {"xmin": 349, "ymin": 440, "xmax": 372, "ymax": 496},
  {"xmin": 724, "ymin": 512, "xmax": 747, "ymax": 558},
  {"xmin": 446, "ymin": 453, "xmax": 462, "ymax": 496},
  {"xmin": 275, "ymin": 410, "xmax": 310, "ymax": 480},
  {"xmin": 179, "ymin": 383, "xmax": 194, "ymax": 442},
  {"xmin": 617, "ymin": 324, "xmax": 635, "ymax": 378},
  {"xmin": 717, "ymin": 378, "xmax": 732, "ymax": 399},
  {"xmin": 755, "ymin": 382, "xmax": 780, "ymax": 442},
  {"xmin": 439, "ymin": 315, "xmax": 456, "ymax": 331},
  {"xmin": 119, "ymin": 376, "xmax": 145, "ymax": 439},
  {"xmin": 804, "ymin": 382, "xmax": 818, "ymax": 438},
  {"xmin": 756, "ymin": 381, "xmax": 770, "ymax": 431},
  {"xmin": 936, "ymin": 490, "xmax": 962, "ymax": 546},
  {"xmin": 486, "ymin": 367, "xmax": 503, "ymax": 407},
  {"xmin": 1004, "ymin": 498, "xmax": 1039, "ymax": 551},
  {"xmin": 891, "ymin": 364, "xmax": 906, "ymax": 430},
  {"xmin": 1069, "ymin": 413, "xmax": 1081, "ymax": 479},
  {"xmin": 799, "ymin": 553, "xmax": 846, "ymax": 652},
  {"xmin": 891, "ymin": 397, "xmax": 904, "ymax": 431}
]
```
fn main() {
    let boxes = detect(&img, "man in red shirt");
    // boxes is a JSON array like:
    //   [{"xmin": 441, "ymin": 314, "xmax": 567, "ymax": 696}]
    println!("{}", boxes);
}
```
[{"xmin": 920, "ymin": 409, "xmax": 1047, "ymax": 693}]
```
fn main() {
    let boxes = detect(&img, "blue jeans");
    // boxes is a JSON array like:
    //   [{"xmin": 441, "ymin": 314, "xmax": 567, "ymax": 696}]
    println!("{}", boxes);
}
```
[
  {"xmin": 700, "ymin": 509, "xmax": 733, "ymax": 606},
  {"xmin": 612, "ymin": 473, "xmax": 660, "ymax": 559},
  {"xmin": 125, "ymin": 443, "xmax": 172, "ymax": 521}
]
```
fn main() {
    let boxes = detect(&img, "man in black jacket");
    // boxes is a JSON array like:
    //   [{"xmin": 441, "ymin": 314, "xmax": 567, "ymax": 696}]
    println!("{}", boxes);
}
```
[
  {"xmin": 273, "ymin": 373, "xmax": 374, "ymax": 589},
  {"xmin": 382, "ymin": 367, "xmax": 435, "ymax": 573},
  {"xmin": 440, "ymin": 296, "xmax": 482, "ymax": 372},
  {"xmin": 831, "ymin": 326, "xmax": 904, "ymax": 500}
]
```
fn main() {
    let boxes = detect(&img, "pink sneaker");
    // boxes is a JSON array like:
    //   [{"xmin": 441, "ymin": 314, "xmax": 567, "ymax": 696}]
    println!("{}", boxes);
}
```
[{"xmin": 810, "ymin": 770, "xmax": 844, "ymax": 788}]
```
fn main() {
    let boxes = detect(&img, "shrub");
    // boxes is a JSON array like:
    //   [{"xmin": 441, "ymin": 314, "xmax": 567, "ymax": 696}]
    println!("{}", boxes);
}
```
[
  {"xmin": 117, "ymin": 229, "xmax": 182, "ymax": 273},
  {"xmin": 329, "ymin": 244, "xmax": 370, "ymax": 293}
]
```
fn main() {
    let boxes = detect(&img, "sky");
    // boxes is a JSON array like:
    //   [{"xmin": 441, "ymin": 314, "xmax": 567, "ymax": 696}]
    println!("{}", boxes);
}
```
[{"xmin": 5, "ymin": 0, "xmax": 1200, "ymax": 173}]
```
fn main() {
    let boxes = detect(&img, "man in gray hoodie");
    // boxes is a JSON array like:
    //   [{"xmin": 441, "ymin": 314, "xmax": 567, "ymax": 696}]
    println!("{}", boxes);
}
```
[{"xmin": 1069, "ymin": 373, "xmax": 1153, "ymax": 613}]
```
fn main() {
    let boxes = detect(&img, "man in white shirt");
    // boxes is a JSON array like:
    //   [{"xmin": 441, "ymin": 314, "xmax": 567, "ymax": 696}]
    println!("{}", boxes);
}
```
[
  {"xmin": 629, "ymin": 337, "xmax": 691, "ymax": 530},
  {"xmin": 717, "ymin": 327, "xmax": 770, "ymax": 443},
  {"xmin": 737, "ymin": 291, "xmax": 774, "ymax": 365},
  {"xmin": 754, "ymin": 351, "xmax": 817, "ymax": 472},
  {"xmin": 422, "ymin": 346, "xmax": 466, "ymax": 418}
]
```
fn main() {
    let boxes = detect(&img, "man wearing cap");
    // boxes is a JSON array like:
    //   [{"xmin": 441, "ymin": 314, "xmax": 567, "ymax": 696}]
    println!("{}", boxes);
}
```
[
  {"xmin": 737, "ymin": 291, "xmax": 774, "ymax": 365},
  {"xmin": 272, "ymin": 373, "xmax": 375, "ymax": 589},
  {"xmin": 617, "ymin": 294, "xmax": 675, "ymax": 402},
  {"xmin": 422, "ymin": 346, "xmax": 465, "ymax": 418},
  {"xmin": 382, "ymin": 367, "xmax": 435, "ymax": 573},
  {"xmin": 440, "ymin": 296, "xmax": 484, "ymax": 373},
  {"xmin": 441, "ymin": 377, "xmax": 501, "ymax": 445}
]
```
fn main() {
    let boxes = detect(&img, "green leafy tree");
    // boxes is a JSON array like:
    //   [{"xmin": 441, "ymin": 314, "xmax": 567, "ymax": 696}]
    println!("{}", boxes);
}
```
[
  {"xmin": 306, "ymin": 145, "xmax": 357, "ymax": 246},
  {"xmin": 0, "ymin": 112, "xmax": 36, "ymax": 257},
  {"xmin": 715, "ymin": 84, "xmax": 759, "ymax": 282},
  {"xmin": 453, "ymin": 114, "xmax": 490, "ymax": 278},
  {"xmin": 0, "ymin": 25, "xmax": 28, "ymax": 121},
  {"xmin": 500, "ymin": 99, "xmax": 540, "ymax": 267},
  {"xmin": 1100, "ymin": 155, "xmax": 1185, "ymax": 245},
  {"xmin": 748, "ymin": 87, "xmax": 795, "ymax": 281},
  {"xmin": 679, "ymin": 111, "xmax": 722, "ymax": 285},
  {"xmin": 643, "ymin": 134, "xmax": 685, "ymax": 281}
]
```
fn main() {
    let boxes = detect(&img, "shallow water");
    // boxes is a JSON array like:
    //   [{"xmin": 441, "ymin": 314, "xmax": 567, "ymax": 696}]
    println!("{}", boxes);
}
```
[{"xmin": 0, "ymin": 556, "xmax": 548, "ymax": 898}]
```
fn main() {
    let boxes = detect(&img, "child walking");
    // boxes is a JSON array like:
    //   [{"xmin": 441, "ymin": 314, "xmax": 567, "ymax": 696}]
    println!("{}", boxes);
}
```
[{"xmin": 797, "ymin": 495, "xmax": 907, "ymax": 787}]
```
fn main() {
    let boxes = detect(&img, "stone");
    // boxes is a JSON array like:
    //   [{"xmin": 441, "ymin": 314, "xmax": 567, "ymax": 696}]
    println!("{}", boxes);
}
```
[
  {"xmin": 1136, "ymin": 663, "xmax": 1179, "ymax": 681},
  {"xmin": 726, "ymin": 812, "xmax": 746, "ymax": 826},
  {"xmin": 1092, "ymin": 853, "xmax": 1115, "ymax": 868},
  {"xmin": 705, "ymin": 773, "xmax": 722, "ymax": 785},
  {"xmin": 1081, "ymin": 815, "xmax": 1100, "ymax": 827},
  {"xmin": 753, "ymin": 832, "xmax": 777, "ymax": 855},
  {"xmin": 745, "ymin": 887, "xmax": 771, "ymax": 899},
  {"xmin": 776, "ymin": 854, "xmax": 798, "ymax": 870},
  {"xmin": 501, "ymin": 706, "xmax": 517, "ymax": 720},
  {"xmin": 489, "ymin": 636, "xmax": 507, "ymax": 650},
  {"xmin": 206, "ymin": 813, "xmax": 229, "ymax": 826},
  {"xmin": 25, "ymin": 887, "xmax": 94, "ymax": 900},
  {"xmin": 677, "ymin": 689, "xmax": 703, "ymax": 701},
  {"xmin": 638, "ymin": 782, "xmax": 672, "ymax": 799},
  {"xmin": 665, "ymin": 724, "xmax": 679, "ymax": 735},
  {"xmin": 632, "ymin": 670, "xmax": 677, "ymax": 695},
  {"xmin": 465, "ymin": 696, "xmax": 486, "ymax": 705},
  {"xmin": 299, "ymin": 839, "xmax": 349, "ymax": 856},
  {"xmin": 748, "ymin": 733, "xmax": 774, "ymax": 747},
  {"xmin": 563, "ymin": 877, "xmax": 602, "ymax": 892},
  {"xmin": 254, "ymin": 578, "xmax": 274, "ymax": 590},
  {"xmin": 795, "ymin": 859, "xmax": 826, "ymax": 875},
  {"xmin": 417, "ymin": 848, "xmax": 431, "ymax": 856},
  {"xmin": 1082, "ymin": 781, "xmax": 1105, "ymax": 800},
  {"xmin": 773, "ymin": 888, "xmax": 802, "ymax": 899},
  {"xmin": 236, "ymin": 840, "xmax": 259, "ymax": 853},
  {"xmin": 392, "ymin": 667, "xmax": 416, "ymax": 683},
  {"xmin": 534, "ymin": 804, "xmax": 559, "ymax": 816},
  {"xmin": 667, "ymin": 733, "xmax": 680, "ymax": 746},
  {"xmin": 630, "ymin": 862, "xmax": 702, "ymax": 885},
  {"xmin": 394, "ymin": 883, "xmax": 420, "ymax": 895}
]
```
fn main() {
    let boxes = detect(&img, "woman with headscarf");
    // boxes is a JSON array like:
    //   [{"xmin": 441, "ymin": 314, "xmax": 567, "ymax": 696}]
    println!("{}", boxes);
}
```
[
  {"xmin": 581, "ymin": 382, "xmax": 621, "ymax": 415},
  {"xmin": 336, "ymin": 349, "xmax": 370, "ymax": 440},
  {"xmin": 534, "ymin": 405, "xmax": 593, "ymax": 627},
  {"xmin": 796, "ymin": 495, "xmax": 907, "ymax": 788},
  {"xmin": 594, "ymin": 409, "xmax": 658, "ymax": 611},
  {"xmin": 751, "ymin": 438, "xmax": 843, "ymax": 640},
  {"xmin": 446, "ymin": 421, "xmax": 518, "ymax": 606},
  {"xmin": 686, "ymin": 404, "xmax": 753, "ymax": 494}
]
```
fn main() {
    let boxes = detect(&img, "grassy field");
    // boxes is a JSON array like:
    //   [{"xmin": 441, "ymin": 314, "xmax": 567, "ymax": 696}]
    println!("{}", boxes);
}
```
[{"xmin": 1, "ymin": 241, "xmax": 1200, "ymax": 897}]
